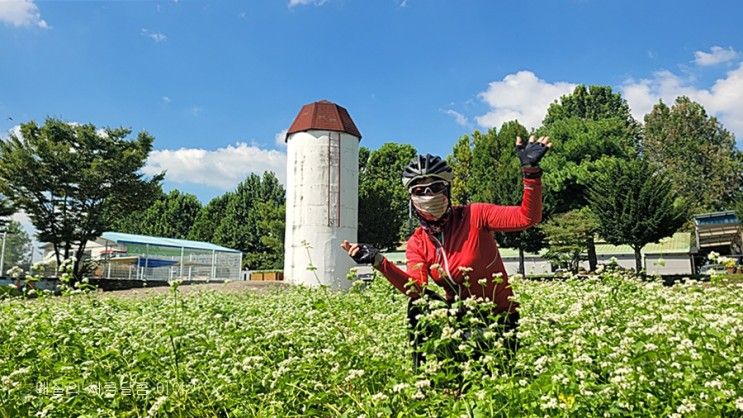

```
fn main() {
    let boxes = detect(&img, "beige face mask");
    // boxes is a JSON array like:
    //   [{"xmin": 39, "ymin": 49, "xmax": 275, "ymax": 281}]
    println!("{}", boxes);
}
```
[{"xmin": 411, "ymin": 193, "xmax": 449, "ymax": 221}]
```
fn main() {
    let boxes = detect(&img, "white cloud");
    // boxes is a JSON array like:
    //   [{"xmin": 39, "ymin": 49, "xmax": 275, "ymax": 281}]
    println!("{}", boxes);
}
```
[
  {"xmin": 288, "ymin": 0, "xmax": 328, "ymax": 8},
  {"xmin": 622, "ymin": 62, "xmax": 743, "ymax": 139},
  {"xmin": 275, "ymin": 129, "xmax": 288, "ymax": 147},
  {"xmin": 3, "ymin": 125, "xmax": 22, "ymax": 140},
  {"xmin": 141, "ymin": 28, "xmax": 167, "ymax": 43},
  {"xmin": 443, "ymin": 109, "xmax": 468, "ymax": 127},
  {"xmin": 0, "ymin": 0, "xmax": 48, "ymax": 28},
  {"xmin": 143, "ymin": 143, "xmax": 287, "ymax": 190},
  {"xmin": 189, "ymin": 106, "xmax": 202, "ymax": 116},
  {"xmin": 694, "ymin": 46, "xmax": 738, "ymax": 66},
  {"xmin": 162, "ymin": 96, "xmax": 171, "ymax": 104},
  {"xmin": 475, "ymin": 71, "xmax": 576, "ymax": 130}
]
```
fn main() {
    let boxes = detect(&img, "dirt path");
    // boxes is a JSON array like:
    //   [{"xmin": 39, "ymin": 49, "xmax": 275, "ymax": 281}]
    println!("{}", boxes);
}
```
[{"xmin": 93, "ymin": 280, "xmax": 288, "ymax": 299}]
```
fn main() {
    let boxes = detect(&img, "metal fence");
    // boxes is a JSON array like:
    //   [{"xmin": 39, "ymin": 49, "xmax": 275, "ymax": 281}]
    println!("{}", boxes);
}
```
[
  {"xmin": 92, "ymin": 243, "xmax": 243, "ymax": 281},
  {"xmin": 33, "ymin": 244, "xmax": 243, "ymax": 282}
]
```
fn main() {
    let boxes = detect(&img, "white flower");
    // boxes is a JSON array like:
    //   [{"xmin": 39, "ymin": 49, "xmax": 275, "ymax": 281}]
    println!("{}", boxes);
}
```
[
  {"xmin": 415, "ymin": 379, "xmax": 430, "ymax": 389},
  {"xmin": 147, "ymin": 396, "xmax": 168, "ymax": 417},
  {"xmin": 371, "ymin": 392, "xmax": 387, "ymax": 402},
  {"xmin": 345, "ymin": 369, "xmax": 365, "ymax": 382},
  {"xmin": 392, "ymin": 383, "xmax": 409, "ymax": 393}
]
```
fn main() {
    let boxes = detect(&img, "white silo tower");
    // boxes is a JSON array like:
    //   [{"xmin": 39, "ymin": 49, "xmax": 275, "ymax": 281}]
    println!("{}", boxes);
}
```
[{"xmin": 283, "ymin": 100, "xmax": 360, "ymax": 290}]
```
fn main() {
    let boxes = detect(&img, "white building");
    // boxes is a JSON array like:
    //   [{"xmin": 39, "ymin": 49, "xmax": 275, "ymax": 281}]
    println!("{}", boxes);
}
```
[{"xmin": 283, "ymin": 100, "xmax": 361, "ymax": 290}]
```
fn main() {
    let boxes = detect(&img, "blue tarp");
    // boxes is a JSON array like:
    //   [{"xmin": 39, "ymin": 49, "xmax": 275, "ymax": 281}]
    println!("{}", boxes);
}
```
[{"xmin": 138, "ymin": 258, "xmax": 178, "ymax": 268}]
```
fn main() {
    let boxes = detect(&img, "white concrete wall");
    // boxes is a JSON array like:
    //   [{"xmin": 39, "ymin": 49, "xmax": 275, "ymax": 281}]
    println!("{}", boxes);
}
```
[
  {"xmin": 580, "ymin": 255, "xmax": 637, "ymax": 271},
  {"xmin": 579, "ymin": 254, "xmax": 693, "ymax": 275},
  {"xmin": 502, "ymin": 258, "xmax": 552, "ymax": 276},
  {"xmin": 283, "ymin": 130, "xmax": 359, "ymax": 290},
  {"xmin": 644, "ymin": 255, "xmax": 693, "ymax": 275}
]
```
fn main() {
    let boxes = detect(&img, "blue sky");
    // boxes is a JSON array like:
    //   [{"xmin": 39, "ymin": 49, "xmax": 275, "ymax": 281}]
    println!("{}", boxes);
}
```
[{"xmin": 1, "ymin": 0, "xmax": 742, "ymax": 210}]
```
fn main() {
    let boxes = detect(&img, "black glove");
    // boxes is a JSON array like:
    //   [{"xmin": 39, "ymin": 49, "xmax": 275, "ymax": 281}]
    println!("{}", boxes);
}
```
[
  {"xmin": 351, "ymin": 243, "xmax": 380, "ymax": 265},
  {"xmin": 516, "ymin": 140, "xmax": 549, "ymax": 168}
]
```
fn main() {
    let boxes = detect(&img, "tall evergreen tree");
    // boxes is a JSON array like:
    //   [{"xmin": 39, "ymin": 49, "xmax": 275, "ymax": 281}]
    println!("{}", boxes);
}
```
[
  {"xmin": 588, "ymin": 158, "xmax": 687, "ymax": 272},
  {"xmin": 643, "ymin": 96, "xmax": 742, "ymax": 215}
]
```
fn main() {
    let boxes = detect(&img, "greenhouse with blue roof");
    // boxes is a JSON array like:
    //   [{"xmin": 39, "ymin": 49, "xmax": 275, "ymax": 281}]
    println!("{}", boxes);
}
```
[{"xmin": 41, "ymin": 232, "xmax": 243, "ymax": 281}]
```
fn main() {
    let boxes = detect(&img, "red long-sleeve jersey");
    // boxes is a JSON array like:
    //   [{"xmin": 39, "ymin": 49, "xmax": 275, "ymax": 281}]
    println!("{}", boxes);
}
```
[{"xmin": 375, "ymin": 177, "xmax": 542, "ymax": 313}]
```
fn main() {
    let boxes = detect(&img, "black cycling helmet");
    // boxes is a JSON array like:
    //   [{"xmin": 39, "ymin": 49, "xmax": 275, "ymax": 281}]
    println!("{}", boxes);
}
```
[{"xmin": 401, "ymin": 154, "xmax": 454, "ymax": 189}]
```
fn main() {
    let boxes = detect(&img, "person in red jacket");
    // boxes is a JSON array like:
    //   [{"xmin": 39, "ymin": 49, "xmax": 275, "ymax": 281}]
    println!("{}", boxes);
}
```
[{"xmin": 342, "ymin": 135, "xmax": 550, "ymax": 370}]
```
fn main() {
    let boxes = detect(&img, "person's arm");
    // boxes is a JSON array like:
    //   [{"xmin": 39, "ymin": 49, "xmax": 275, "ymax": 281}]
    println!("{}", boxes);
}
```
[
  {"xmin": 341, "ymin": 239, "xmax": 428, "ymax": 298},
  {"xmin": 474, "ymin": 176, "xmax": 542, "ymax": 232},
  {"xmin": 476, "ymin": 135, "xmax": 550, "ymax": 232},
  {"xmin": 375, "ymin": 252, "xmax": 428, "ymax": 298}
]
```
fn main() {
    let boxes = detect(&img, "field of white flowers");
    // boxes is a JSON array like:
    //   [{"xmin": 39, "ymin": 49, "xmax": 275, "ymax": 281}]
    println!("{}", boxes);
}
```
[{"xmin": 1, "ymin": 271, "xmax": 742, "ymax": 417}]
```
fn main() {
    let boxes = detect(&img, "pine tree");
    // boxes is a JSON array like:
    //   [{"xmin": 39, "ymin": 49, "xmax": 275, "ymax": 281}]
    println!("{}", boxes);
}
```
[{"xmin": 588, "ymin": 158, "xmax": 687, "ymax": 272}]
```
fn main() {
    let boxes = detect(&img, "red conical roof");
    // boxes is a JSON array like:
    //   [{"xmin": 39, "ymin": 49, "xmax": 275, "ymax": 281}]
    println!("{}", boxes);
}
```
[{"xmin": 286, "ymin": 100, "xmax": 362, "ymax": 141}]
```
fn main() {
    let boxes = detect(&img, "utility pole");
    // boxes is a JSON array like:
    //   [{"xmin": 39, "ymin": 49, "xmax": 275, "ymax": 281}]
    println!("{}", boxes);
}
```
[{"xmin": 0, "ymin": 231, "xmax": 6, "ymax": 277}]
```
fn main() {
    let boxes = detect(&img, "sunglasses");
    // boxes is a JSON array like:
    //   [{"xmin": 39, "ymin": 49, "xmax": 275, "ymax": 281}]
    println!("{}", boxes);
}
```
[{"xmin": 409, "ymin": 180, "xmax": 448, "ymax": 196}]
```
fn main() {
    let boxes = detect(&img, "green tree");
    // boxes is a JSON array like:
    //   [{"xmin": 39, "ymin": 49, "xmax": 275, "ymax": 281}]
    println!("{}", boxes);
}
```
[
  {"xmin": 113, "ymin": 190, "xmax": 202, "ymax": 239},
  {"xmin": 0, "ymin": 118, "xmax": 163, "ymax": 279},
  {"xmin": 468, "ymin": 129, "xmax": 499, "ymax": 204},
  {"xmin": 1, "ymin": 220, "xmax": 33, "ymax": 272},
  {"xmin": 188, "ymin": 192, "xmax": 233, "ymax": 243},
  {"xmin": 544, "ymin": 85, "xmax": 640, "ymax": 140},
  {"xmin": 358, "ymin": 143, "xmax": 417, "ymax": 249},
  {"xmin": 213, "ymin": 172, "xmax": 285, "ymax": 270},
  {"xmin": 243, "ymin": 201, "xmax": 285, "ymax": 270},
  {"xmin": 540, "ymin": 117, "xmax": 637, "ymax": 213},
  {"xmin": 447, "ymin": 135, "xmax": 473, "ymax": 205},
  {"xmin": 588, "ymin": 158, "xmax": 687, "ymax": 272},
  {"xmin": 643, "ymin": 96, "xmax": 742, "ymax": 215},
  {"xmin": 540, "ymin": 86, "xmax": 639, "ymax": 271},
  {"xmin": 541, "ymin": 208, "xmax": 599, "ymax": 273}
]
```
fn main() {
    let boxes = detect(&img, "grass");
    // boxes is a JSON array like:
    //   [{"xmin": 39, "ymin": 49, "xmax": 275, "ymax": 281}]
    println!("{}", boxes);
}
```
[{"xmin": 1, "ymin": 271, "xmax": 742, "ymax": 417}]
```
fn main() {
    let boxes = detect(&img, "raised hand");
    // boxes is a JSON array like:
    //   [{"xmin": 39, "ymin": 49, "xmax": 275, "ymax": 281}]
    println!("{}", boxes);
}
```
[{"xmin": 515, "ymin": 135, "xmax": 552, "ymax": 167}]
